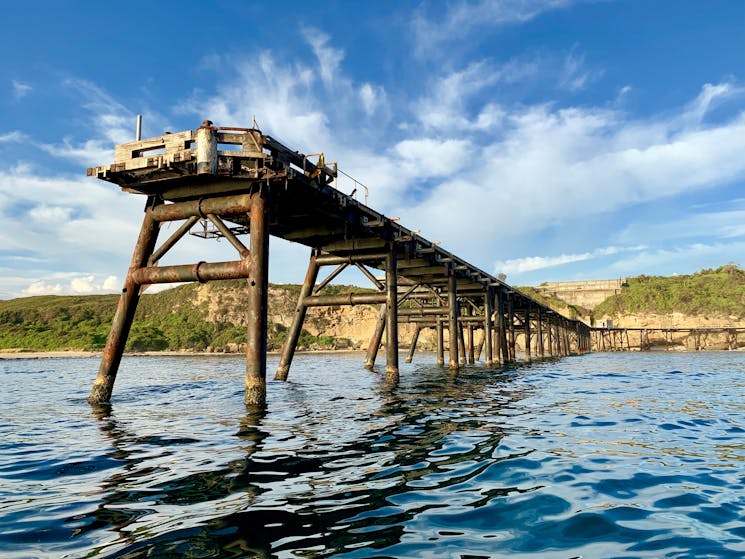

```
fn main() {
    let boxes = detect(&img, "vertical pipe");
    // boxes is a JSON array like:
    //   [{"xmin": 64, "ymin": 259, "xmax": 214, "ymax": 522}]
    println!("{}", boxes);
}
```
[
  {"xmin": 458, "ymin": 323, "xmax": 467, "ymax": 365},
  {"xmin": 524, "ymin": 306, "xmax": 532, "ymax": 363},
  {"xmin": 537, "ymin": 307, "xmax": 544, "ymax": 358},
  {"xmin": 508, "ymin": 297, "xmax": 516, "ymax": 362},
  {"xmin": 364, "ymin": 304, "xmax": 387, "ymax": 370},
  {"xmin": 498, "ymin": 289, "xmax": 509, "ymax": 364},
  {"xmin": 475, "ymin": 334, "xmax": 485, "ymax": 362},
  {"xmin": 484, "ymin": 288, "xmax": 494, "ymax": 366},
  {"xmin": 467, "ymin": 306, "xmax": 475, "ymax": 364},
  {"xmin": 196, "ymin": 120, "xmax": 218, "ymax": 175},
  {"xmin": 385, "ymin": 247, "xmax": 399, "ymax": 384},
  {"xmin": 436, "ymin": 318, "xmax": 445, "ymax": 367},
  {"xmin": 405, "ymin": 326, "xmax": 421, "ymax": 364},
  {"xmin": 88, "ymin": 203, "xmax": 160, "ymax": 404},
  {"xmin": 275, "ymin": 250, "xmax": 319, "ymax": 380},
  {"xmin": 245, "ymin": 188, "xmax": 270, "ymax": 406},
  {"xmin": 135, "ymin": 114, "xmax": 142, "ymax": 141},
  {"xmin": 448, "ymin": 272, "xmax": 459, "ymax": 371}
]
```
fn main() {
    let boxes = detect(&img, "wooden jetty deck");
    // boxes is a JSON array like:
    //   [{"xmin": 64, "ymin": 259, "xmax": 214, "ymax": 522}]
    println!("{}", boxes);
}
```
[{"xmin": 86, "ymin": 120, "xmax": 591, "ymax": 405}]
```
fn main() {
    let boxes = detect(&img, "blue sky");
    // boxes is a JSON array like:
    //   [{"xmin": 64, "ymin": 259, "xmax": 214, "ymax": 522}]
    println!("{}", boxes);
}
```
[{"xmin": 1, "ymin": 1, "xmax": 744, "ymax": 298}]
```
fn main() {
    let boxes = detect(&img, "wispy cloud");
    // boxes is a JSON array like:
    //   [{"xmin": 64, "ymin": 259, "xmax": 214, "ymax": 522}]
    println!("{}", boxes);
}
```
[
  {"xmin": 405, "ymin": 80, "xmax": 745, "ymax": 265},
  {"xmin": 35, "ymin": 78, "xmax": 170, "ymax": 167},
  {"xmin": 0, "ymin": 131, "xmax": 27, "ymax": 143},
  {"xmin": 606, "ymin": 241, "xmax": 745, "ymax": 278},
  {"xmin": 302, "ymin": 28, "xmax": 344, "ymax": 88},
  {"xmin": 412, "ymin": 0, "xmax": 574, "ymax": 56},
  {"xmin": 494, "ymin": 245, "xmax": 645, "ymax": 274},
  {"xmin": 559, "ymin": 46, "xmax": 602, "ymax": 92},
  {"xmin": 11, "ymin": 80, "xmax": 32, "ymax": 100}
]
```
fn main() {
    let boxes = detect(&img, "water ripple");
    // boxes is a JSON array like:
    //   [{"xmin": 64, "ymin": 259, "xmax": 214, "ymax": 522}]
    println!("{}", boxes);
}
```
[{"xmin": 1, "ymin": 352, "xmax": 745, "ymax": 557}]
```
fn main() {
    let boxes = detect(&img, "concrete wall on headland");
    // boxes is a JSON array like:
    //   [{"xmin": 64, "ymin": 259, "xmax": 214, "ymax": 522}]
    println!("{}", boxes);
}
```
[{"xmin": 537, "ymin": 279, "xmax": 624, "ymax": 309}]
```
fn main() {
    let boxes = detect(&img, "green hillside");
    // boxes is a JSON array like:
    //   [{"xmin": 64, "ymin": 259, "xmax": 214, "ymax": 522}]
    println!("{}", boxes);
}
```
[
  {"xmin": 516, "ymin": 286, "xmax": 590, "ymax": 320},
  {"xmin": 0, "ymin": 281, "xmax": 363, "ymax": 353},
  {"xmin": 594, "ymin": 264, "xmax": 745, "ymax": 318}
]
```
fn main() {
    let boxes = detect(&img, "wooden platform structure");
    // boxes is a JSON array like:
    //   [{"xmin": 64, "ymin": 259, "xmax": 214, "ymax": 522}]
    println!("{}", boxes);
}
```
[
  {"xmin": 86, "ymin": 121, "xmax": 591, "ymax": 406},
  {"xmin": 592, "ymin": 327, "xmax": 745, "ymax": 352}
]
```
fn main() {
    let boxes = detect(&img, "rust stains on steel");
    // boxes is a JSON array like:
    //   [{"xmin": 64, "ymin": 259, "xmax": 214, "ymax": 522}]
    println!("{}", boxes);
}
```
[{"xmin": 86, "ymin": 120, "xmax": 594, "ymax": 406}]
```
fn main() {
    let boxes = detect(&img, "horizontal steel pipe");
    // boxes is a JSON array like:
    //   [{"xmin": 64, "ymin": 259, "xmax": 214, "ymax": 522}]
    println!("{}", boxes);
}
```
[
  {"xmin": 315, "ymin": 252, "xmax": 389, "ymax": 266},
  {"xmin": 132, "ymin": 260, "xmax": 249, "ymax": 285},
  {"xmin": 151, "ymin": 193, "xmax": 252, "ymax": 222},
  {"xmin": 303, "ymin": 293, "xmax": 388, "ymax": 307},
  {"xmin": 404, "ymin": 316, "xmax": 485, "ymax": 325},
  {"xmin": 398, "ymin": 307, "xmax": 451, "ymax": 316}
]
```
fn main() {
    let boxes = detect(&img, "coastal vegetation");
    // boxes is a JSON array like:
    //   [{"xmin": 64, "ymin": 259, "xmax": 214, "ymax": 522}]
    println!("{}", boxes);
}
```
[
  {"xmin": 594, "ymin": 264, "xmax": 745, "ymax": 318},
  {"xmin": 0, "ymin": 280, "xmax": 363, "ymax": 353},
  {"xmin": 515, "ymin": 286, "xmax": 590, "ymax": 320},
  {"xmin": 2, "ymin": 265, "xmax": 744, "ymax": 353}
]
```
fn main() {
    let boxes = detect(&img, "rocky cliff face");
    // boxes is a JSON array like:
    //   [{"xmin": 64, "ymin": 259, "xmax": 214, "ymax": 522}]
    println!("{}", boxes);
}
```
[{"xmin": 189, "ymin": 282, "xmax": 432, "ymax": 350}]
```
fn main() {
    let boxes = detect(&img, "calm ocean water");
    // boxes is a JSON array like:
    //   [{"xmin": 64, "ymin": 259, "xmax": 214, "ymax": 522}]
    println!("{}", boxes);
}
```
[{"xmin": 1, "ymin": 351, "xmax": 744, "ymax": 558}]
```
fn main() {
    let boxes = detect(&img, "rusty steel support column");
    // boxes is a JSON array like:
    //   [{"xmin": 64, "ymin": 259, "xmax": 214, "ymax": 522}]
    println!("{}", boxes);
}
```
[
  {"xmin": 475, "ymin": 334, "xmax": 485, "ymax": 362},
  {"xmin": 498, "ymin": 289, "xmax": 509, "ymax": 364},
  {"xmin": 484, "ymin": 288, "xmax": 494, "ymax": 366},
  {"xmin": 467, "ymin": 306, "xmax": 475, "ymax": 364},
  {"xmin": 275, "ymin": 249, "xmax": 320, "ymax": 381},
  {"xmin": 88, "ymin": 202, "xmax": 160, "ymax": 404},
  {"xmin": 547, "ymin": 316, "xmax": 554, "ymax": 356},
  {"xmin": 245, "ymin": 188, "xmax": 270, "ymax": 406},
  {"xmin": 436, "ymin": 318, "xmax": 445, "ymax": 367},
  {"xmin": 458, "ymin": 323, "xmax": 467, "ymax": 365},
  {"xmin": 507, "ymin": 297, "xmax": 516, "ymax": 362},
  {"xmin": 405, "ymin": 326, "xmax": 421, "ymax": 364},
  {"xmin": 364, "ymin": 303, "xmax": 387, "ymax": 370},
  {"xmin": 448, "ymin": 273, "xmax": 459, "ymax": 371},
  {"xmin": 385, "ymin": 247, "xmax": 399, "ymax": 384},
  {"xmin": 524, "ymin": 306, "xmax": 532, "ymax": 363},
  {"xmin": 537, "ymin": 307, "xmax": 544, "ymax": 359}
]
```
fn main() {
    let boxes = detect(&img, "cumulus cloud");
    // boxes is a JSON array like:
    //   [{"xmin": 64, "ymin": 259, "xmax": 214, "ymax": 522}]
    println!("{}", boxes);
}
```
[
  {"xmin": 179, "ymin": 37, "xmax": 745, "ymax": 282},
  {"xmin": 20, "ymin": 274, "xmax": 122, "ymax": 297},
  {"xmin": 405, "ymin": 81, "xmax": 745, "ymax": 266}
]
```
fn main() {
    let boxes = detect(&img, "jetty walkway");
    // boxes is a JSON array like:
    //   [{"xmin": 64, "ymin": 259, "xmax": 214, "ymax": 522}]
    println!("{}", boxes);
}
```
[{"xmin": 86, "ymin": 121, "xmax": 592, "ymax": 405}]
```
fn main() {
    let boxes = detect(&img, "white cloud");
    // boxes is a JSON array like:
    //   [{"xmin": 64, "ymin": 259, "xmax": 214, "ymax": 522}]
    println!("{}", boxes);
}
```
[
  {"xmin": 11, "ymin": 80, "xmax": 32, "ymax": 100},
  {"xmin": 359, "ymin": 83, "xmax": 386, "ymax": 117},
  {"xmin": 19, "ymin": 273, "xmax": 122, "ymax": 297},
  {"xmin": 494, "ymin": 246, "xmax": 644, "ymax": 274},
  {"xmin": 607, "ymin": 242, "xmax": 745, "ymax": 278},
  {"xmin": 34, "ymin": 79, "xmax": 169, "ymax": 167},
  {"xmin": 412, "ymin": 0, "xmax": 573, "ymax": 55},
  {"xmin": 403, "ymin": 82, "xmax": 745, "ymax": 265},
  {"xmin": 0, "ymin": 131, "xmax": 26, "ymax": 143},
  {"xmin": 393, "ymin": 138, "xmax": 472, "ymax": 180},
  {"xmin": 559, "ymin": 47, "xmax": 601, "ymax": 92},
  {"xmin": 302, "ymin": 28, "xmax": 344, "ymax": 87},
  {"xmin": 28, "ymin": 204, "xmax": 75, "ymax": 223},
  {"xmin": 684, "ymin": 82, "xmax": 741, "ymax": 125}
]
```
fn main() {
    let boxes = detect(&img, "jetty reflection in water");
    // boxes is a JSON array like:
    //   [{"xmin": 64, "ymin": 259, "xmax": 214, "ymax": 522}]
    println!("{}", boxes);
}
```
[{"xmin": 1, "ymin": 351, "xmax": 744, "ymax": 558}]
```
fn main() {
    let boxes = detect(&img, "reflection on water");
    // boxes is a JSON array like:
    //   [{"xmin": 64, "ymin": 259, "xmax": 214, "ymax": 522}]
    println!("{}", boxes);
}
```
[{"xmin": 1, "ymin": 352, "xmax": 744, "ymax": 558}]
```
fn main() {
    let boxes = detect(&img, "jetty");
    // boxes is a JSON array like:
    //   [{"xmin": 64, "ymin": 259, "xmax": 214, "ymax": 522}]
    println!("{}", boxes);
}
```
[
  {"xmin": 86, "ymin": 120, "xmax": 593, "ymax": 405},
  {"xmin": 592, "ymin": 326, "xmax": 745, "ymax": 352}
]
